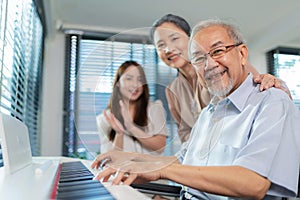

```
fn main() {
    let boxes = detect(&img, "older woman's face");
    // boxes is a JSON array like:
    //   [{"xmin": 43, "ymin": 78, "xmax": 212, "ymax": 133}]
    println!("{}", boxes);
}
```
[{"xmin": 153, "ymin": 22, "xmax": 190, "ymax": 69}]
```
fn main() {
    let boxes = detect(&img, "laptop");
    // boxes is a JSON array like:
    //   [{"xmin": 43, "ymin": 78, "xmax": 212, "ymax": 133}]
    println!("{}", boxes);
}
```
[{"xmin": 0, "ymin": 114, "xmax": 32, "ymax": 174}]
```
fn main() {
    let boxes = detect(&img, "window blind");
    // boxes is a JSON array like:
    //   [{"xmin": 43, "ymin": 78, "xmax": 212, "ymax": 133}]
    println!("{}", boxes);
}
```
[
  {"xmin": 78, "ymin": 40, "xmax": 161, "ymax": 158},
  {"xmin": 64, "ymin": 35, "xmax": 180, "ymax": 159},
  {"xmin": 0, "ymin": 0, "xmax": 43, "ymax": 166}
]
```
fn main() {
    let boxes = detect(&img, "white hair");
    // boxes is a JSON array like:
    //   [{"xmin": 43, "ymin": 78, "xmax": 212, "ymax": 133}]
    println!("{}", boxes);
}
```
[{"xmin": 188, "ymin": 18, "xmax": 246, "ymax": 59}]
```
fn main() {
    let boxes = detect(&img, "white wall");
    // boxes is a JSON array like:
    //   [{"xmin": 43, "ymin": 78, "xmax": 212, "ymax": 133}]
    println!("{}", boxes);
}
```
[
  {"xmin": 248, "ymin": 49, "xmax": 268, "ymax": 74},
  {"xmin": 40, "ymin": 32, "xmax": 65, "ymax": 156}
]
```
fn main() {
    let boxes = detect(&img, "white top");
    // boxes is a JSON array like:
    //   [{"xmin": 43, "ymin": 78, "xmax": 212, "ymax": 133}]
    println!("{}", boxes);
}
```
[{"xmin": 96, "ymin": 100, "xmax": 168, "ymax": 155}]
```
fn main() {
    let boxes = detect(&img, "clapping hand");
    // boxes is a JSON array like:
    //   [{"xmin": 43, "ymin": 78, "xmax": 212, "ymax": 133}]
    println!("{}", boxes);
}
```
[
  {"xmin": 103, "ymin": 110, "xmax": 125, "ymax": 134},
  {"xmin": 119, "ymin": 100, "xmax": 135, "ymax": 133}
]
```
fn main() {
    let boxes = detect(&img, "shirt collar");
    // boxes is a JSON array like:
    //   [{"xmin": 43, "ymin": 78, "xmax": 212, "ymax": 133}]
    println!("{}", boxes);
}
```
[{"xmin": 228, "ymin": 73, "xmax": 256, "ymax": 112}]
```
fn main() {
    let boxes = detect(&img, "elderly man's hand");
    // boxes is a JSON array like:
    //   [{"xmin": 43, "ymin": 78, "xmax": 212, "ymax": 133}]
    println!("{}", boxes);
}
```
[
  {"xmin": 93, "ymin": 159, "xmax": 168, "ymax": 185},
  {"xmin": 91, "ymin": 150, "xmax": 139, "ymax": 170}
]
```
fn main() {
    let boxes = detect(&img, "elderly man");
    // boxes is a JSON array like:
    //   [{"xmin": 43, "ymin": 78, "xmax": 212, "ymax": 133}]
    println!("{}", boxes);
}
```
[{"xmin": 92, "ymin": 19, "xmax": 300, "ymax": 200}]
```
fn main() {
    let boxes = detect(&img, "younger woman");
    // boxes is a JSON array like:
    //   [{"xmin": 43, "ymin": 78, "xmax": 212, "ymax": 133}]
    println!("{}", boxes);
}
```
[{"xmin": 96, "ymin": 60, "xmax": 168, "ymax": 155}]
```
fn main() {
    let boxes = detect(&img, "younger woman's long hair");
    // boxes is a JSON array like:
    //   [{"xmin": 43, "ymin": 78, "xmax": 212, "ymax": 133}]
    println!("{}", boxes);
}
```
[{"xmin": 107, "ymin": 60, "xmax": 149, "ymax": 141}]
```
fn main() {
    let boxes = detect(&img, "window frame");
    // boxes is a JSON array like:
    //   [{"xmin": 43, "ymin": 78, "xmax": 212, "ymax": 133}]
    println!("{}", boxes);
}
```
[{"xmin": 266, "ymin": 46, "xmax": 300, "ymax": 108}]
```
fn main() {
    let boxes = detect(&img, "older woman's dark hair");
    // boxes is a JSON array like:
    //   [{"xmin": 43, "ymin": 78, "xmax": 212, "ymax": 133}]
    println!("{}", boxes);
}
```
[
  {"xmin": 150, "ymin": 14, "xmax": 191, "ymax": 41},
  {"xmin": 107, "ymin": 60, "xmax": 149, "ymax": 141}
]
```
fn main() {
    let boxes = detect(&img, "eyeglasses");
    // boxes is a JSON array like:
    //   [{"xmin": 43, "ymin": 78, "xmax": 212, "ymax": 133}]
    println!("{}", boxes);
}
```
[{"xmin": 191, "ymin": 42, "xmax": 243, "ymax": 69}]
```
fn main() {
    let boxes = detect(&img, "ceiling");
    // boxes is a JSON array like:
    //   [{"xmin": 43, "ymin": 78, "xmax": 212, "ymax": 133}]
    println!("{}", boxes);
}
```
[{"xmin": 42, "ymin": 0, "xmax": 300, "ymax": 53}]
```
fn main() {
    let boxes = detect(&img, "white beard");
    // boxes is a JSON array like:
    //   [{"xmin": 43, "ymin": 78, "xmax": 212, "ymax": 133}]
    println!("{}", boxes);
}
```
[{"xmin": 207, "ymin": 78, "xmax": 234, "ymax": 98}]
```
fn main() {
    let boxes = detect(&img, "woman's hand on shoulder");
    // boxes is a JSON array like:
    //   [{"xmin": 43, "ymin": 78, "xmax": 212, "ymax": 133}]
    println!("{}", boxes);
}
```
[{"xmin": 253, "ymin": 74, "xmax": 292, "ymax": 99}]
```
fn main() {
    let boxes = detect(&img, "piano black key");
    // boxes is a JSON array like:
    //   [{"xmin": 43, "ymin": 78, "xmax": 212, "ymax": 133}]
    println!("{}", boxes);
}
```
[
  {"xmin": 58, "ymin": 179, "xmax": 100, "ymax": 187},
  {"xmin": 57, "ymin": 181, "xmax": 103, "ymax": 192},
  {"xmin": 60, "ymin": 170, "xmax": 91, "ymax": 174},
  {"xmin": 59, "ymin": 174, "xmax": 94, "ymax": 183},
  {"xmin": 59, "ymin": 171, "xmax": 93, "ymax": 179}
]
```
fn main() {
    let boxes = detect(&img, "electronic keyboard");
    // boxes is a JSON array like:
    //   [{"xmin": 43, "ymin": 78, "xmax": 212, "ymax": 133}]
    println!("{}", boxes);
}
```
[{"xmin": 0, "ymin": 157, "xmax": 150, "ymax": 200}]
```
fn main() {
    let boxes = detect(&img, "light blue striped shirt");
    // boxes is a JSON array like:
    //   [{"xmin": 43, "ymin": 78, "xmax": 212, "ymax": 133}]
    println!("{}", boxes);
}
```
[{"xmin": 176, "ymin": 73, "xmax": 300, "ymax": 199}]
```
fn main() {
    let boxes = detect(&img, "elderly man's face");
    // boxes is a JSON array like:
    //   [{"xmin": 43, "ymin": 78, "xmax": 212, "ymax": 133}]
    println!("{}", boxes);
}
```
[{"xmin": 190, "ymin": 25, "xmax": 248, "ymax": 97}]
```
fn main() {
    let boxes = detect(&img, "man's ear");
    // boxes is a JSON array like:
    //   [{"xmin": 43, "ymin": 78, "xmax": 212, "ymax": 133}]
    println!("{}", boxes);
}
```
[{"xmin": 239, "ymin": 44, "xmax": 248, "ymax": 66}]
